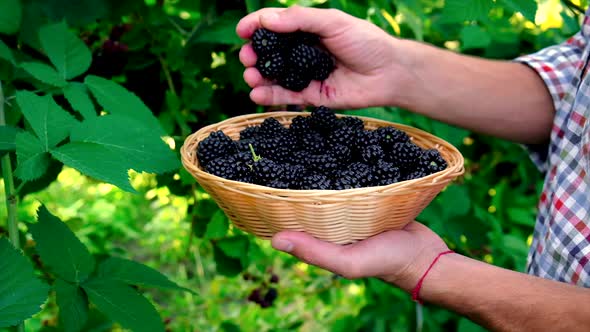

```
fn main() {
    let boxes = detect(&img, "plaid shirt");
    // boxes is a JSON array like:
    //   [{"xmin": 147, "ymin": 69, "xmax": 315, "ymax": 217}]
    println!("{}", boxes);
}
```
[{"xmin": 514, "ymin": 11, "xmax": 590, "ymax": 287}]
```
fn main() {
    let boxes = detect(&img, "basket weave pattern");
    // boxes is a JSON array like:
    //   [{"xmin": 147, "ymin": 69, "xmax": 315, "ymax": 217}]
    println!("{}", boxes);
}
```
[{"xmin": 181, "ymin": 112, "xmax": 465, "ymax": 244}]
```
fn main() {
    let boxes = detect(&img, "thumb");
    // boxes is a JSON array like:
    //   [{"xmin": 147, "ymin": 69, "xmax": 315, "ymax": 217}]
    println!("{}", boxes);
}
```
[
  {"xmin": 259, "ymin": 6, "xmax": 347, "ymax": 36},
  {"xmin": 271, "ymin": 231, "xmax": 362, "ymax": 279}
]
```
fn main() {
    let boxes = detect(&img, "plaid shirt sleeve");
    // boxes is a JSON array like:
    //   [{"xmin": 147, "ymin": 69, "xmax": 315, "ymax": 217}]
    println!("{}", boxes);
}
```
[{"xmin": 513, "ymin": 32, "xmax": 587, "ymax": 172}]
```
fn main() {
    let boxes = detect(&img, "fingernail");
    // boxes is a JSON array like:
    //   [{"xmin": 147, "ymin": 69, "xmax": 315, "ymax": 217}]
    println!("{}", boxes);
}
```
[
  {"xmin": 272, "ymin": 238, "xmax": 294, "ymax": 252},
  {"xmin": 261, "ymin": 12, "xmax": 280, "ymax": 25}
]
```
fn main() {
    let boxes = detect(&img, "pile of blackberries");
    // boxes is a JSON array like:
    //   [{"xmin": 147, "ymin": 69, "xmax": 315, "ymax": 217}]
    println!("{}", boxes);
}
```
[
  {"xmin": 251, "ymin": 28, "xmax": 335, "ymax": 91},
  {"xmin": 196, "ymin": 106, "xmax": 447, "ymax": 190}
]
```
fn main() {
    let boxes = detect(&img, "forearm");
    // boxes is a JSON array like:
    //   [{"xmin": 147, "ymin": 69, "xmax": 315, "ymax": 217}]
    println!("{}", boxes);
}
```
[
  {"xmin": 408, "ymin": 253, "xmax": 590, "ymax": 331},
  {"xmin": 394, "ymin": 39, "xmax": 554, "ymax": 144}
]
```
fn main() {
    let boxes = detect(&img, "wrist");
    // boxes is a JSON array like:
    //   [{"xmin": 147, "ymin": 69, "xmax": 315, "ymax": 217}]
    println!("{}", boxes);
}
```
[{"xmin": 385, "ymin": 38, "xmax": 427, "ymax": 109}]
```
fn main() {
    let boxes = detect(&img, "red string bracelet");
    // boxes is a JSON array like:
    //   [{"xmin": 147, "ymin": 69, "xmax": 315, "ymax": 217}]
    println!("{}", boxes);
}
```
[{"xmin": 411, "ymin": 250, "xmax": 454, "ymax": 304}]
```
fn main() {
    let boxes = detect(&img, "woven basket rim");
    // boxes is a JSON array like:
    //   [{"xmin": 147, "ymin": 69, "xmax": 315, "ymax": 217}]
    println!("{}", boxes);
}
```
[{"xmin": 180, "ymin": 111, "xmax": 465, "ymax": 197}]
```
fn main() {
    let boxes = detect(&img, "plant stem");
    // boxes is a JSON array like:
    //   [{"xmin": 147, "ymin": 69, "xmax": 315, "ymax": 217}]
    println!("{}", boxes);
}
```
[{"xmin": 0, "ymin": 83, "xmax": 23, "ymax": 332}]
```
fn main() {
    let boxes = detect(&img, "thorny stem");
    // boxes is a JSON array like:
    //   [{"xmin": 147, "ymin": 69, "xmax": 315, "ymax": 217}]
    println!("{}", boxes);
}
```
[{"xmin": 1, "ymin": 82, "xmax": 24, "ymax": 332}]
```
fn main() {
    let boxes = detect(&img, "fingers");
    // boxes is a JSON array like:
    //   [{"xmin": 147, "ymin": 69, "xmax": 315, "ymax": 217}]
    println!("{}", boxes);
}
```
[
  {"xmin": 271, "ymin": 231, "xmax": 364, "ymax": 279},
  {"xmin": 250, "ymin": 85, "xmax": 310, "ymax": 106},
  {"xmin": 239, "ymin": 43, "xmax": 257, "ymax": 67},
  {"xmin": 243, "ymin": 67, "xmax": 272, "ymax": 88},
  {"xmin": 237, "ymin": 6, "xmax": 349, "ymax": 39}
]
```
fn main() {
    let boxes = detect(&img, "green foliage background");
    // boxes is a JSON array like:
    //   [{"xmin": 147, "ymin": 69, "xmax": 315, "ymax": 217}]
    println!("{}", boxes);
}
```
[{"xmin": 0, "ymin": 0, "xmax": 586, "ymax": 331}]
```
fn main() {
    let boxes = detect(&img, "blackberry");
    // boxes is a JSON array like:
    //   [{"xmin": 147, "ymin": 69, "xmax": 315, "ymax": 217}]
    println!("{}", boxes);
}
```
[
  {"xmin": 418, "ymin": 149, "xmax": 447, "ymax": 174},
  {"xmin": 302, "ymin": 132, "xmax": 327, "ymax": 154},
  {"xmin": 388, "ymin": 142, "xmax": 423, "ymax": 170},
  {"xmin": 340, "ymin": 116, "xmax": 365, "ymax": 131},
  {"xmin": 259, "ymin": 117, "xmax": 286, "ymax": 138},
  {"xmin": 263, "ymin": 288, "xmax": 278, "ymax": 307},
  {"xmin": 347, "ymin": 162, "xmax": 376, "ymax": 187},
  {"xmin": 287, "ymin": 31, "xmax": 320, "ymax": 46},
  {"xmin": 256, "ymin": 52, "xmax": 286, "ymax": 79},
  {"xmin": 361, "ymin": 145, "xmax": 385, "ymax": 164},
  {"xmin": 252, "ymin": 28, "xmax": 285, "ymax": 56},
  {"xmin": 310, "ymin": 106, "xmax": 339, "ymax": 133},
  {"xmin": 268, "ymin": 179, "xmax": 290, "ymax": 189},
  {"xmin": 278, "ymin": 69, "xmax": 311, "ymax": 92},
  {"xmin": 312, "ymin": 49, "xmax": 334, "ymax": 81},
  {"xmin": 405, "ymin": 170, "xmax": 428, "ymax": 181},
  {"xmin": 306, "ymin": 154, "xmax": 340, "ymax": 174},
  {"xmin": 236, "ymin": 139, "xmax": 255, "ymax": 153},
  {"xmin": 289, "ymin": 115, "xmax": 313, "ymax": 138},
  {"xmin": 204, "ymin": 157, "xmax": 236, "ymax": 179},
  {"xmin": 252, "ymin": 158, "xmax": 283, "ymax": 185},
  {"xmin": 240, "ymin": 126, "xmax": 260, "ymax": 140},
  {"xmin": 352, "ymin": 130, "xmax": 380, "ymax": 157},
  {"xmin": 196, "ymin": 130, "xmax": 236, "ymax": 166},
  {"xmin": 287, "ymin": 44, "xmax": 317, "ymax": 78},
  {"xmin": 376, "ymin": 127, "xmax": 409, "ymax": 148},
  {"xmin": 287, "ymin": 149, "xmax": 310, "ymax": 166},
  {"xmin": 330, "ymin": 144, "xmax": 352, "ymax": 164},
  {"xmin": 300, "ymin": 173, "xmax": 332, "ymax": 190},
  {"xmin": 327, "ymin": 125, "xmax": 359, "ymax": 148},
  {"xmin": 373, "ymin": 160, "xmax": 400, "ymax": 186},
  {"xmin": 234, "ymin": 151, "xmax": 254, "ymax": 164},
  {"xmin": 333, "ymin": 170, "xmax": 362, "ymax": 190},
  {"xmin": 281, "ymin": 164, "xmax": 307, "ymax": 188}
]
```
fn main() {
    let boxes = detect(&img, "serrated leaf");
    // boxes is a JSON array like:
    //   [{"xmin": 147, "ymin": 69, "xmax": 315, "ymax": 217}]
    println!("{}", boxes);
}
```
[
  {"xmin": 0, "ymin": 125, "xmax": 18, "ymax": 151},
  {"xmin": 0, "ymin": 0, "xmax": 22, "ymax": 35},
  {"xmin": 50, "ymin": 114, "xmax": 180, "ymax": 192},
  {"xmin": 204, "ymin": 210, "xmax": 229, "ymax": 239},
  {"xmin": 14, "ymin": 131, "xmax": 50, "ymax": 181},
  {"xmin": 0, "ymin": 39, "xmax": 15, "ymax": 65},
  {"xmin": 20, "ymin": 62, "xmax": 68, "ymax": 87},
  {"xmin": 54, "ymin": 279, "xmax": 89, "ymax": 332},
  {"xmin": 84, "ymin": 75, "xmax": 164, "ymax": 136},
  {"xmin": 499, "ymin": 0, "xmax": 537, "ymax": 22},
  {"xmin": 29, "ymin": 205, "xmax": 95, "ymax": 283},
  {"xmin": 217, "ymin": 236, "xmax": 249, "ymax": 259},
  {"xmin": 460, "ymin": 25, "xmax": 491, "ymax": 50},
  {"xmin": 0, "ymin": 237, "xmax": 49, "ymax": 327},
  {"xmin": 81, "ymin": 279, "xmax": 165, "ymax": 332},
  {"xmin": 15, "ymin": 91, "xmax": 77, "ymax": 150},
  {"xmin": 63, "ymin": 82, "xmax": 96, "ymax": 120},
  {"xmin": 39, "ymin": 21, "xmax": 91, "ymax": 80},
  {"xmin": 440, "ymin": 0, "xmax": 492, "ymax": 23},
  {"xmin": 96, "ymin": 257, "xmax": 192, "ymax": 293}
]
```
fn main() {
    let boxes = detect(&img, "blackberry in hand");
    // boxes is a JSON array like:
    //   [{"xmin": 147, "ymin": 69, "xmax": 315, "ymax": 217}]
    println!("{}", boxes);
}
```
[
  {"xmin": 288, "ymin": 44, "xmax": 318, "ymax": 77},
  {"xmin": 256, "ymin": 52, "xmax": 286, "ymax": 79},
  {"xmin": 252, "ymin": 28, "xmax": 285, "ymax": 56},
  {"xmin": 313, "ymin": 50, "xmax": 335, "ymax": 81},
  {"xmin": 278, "ymin": 69, "xmax": 311, "ymax": 92}
]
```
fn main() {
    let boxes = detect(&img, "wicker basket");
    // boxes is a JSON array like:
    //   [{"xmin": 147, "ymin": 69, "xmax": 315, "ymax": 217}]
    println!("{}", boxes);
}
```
[{"xmin": 181, "ymin": 112, "xmax": 464, "ymax": 244}]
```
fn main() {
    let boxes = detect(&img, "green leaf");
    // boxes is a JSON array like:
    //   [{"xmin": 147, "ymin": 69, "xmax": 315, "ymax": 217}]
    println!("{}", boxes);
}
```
[
  {"xmin": 460, "ymin": 25, "xmax": 491, "ymax": 50},
  {"xmin": 0, "ymin": 39, "xmax": 15, "ymax": 65},
  {"xmin": 213, "ymin": 245, "xmax": 244, "ymax": 277},
  {"xmin": 15, "ymin": 91, "xmax": 77, "ymax": 150},
  {"xmin": 0, "ymin": 237, "xmax": 49, "ymax": 327},
  {"xmin": 20, "ymin": 62, "xmax": 68, "ymax": 87},
  {"xmin": 14, "ymin": 131, "xmax": 50, "ymax": 181},
  {"xmin": 441, "ymin": 185, "xmax": 471, "ymax": 217},
  {"xmin": 81, "ymin": 279, "xmax": 165, "ymax": 332},
  {"xmin": 191, "ymin": 12, "xmax": 243, "ymax": 45},
  {"xmin": 221, "ymin": 322, "xmax": 241, "ymax": 332},
  {"xmin": 84, "ymin": 75, "xmax": 165, "ymax": 135},
  {"xmin": 96, "ymin": 257, "xmax": 191, "ymax": 292},
  {"xmin": 498, "ymin": 0, "xmax": 537, "ymax": 22},
  {"xmin": 0, "ymin": 0, "xmax": 22, "ymax": 35},
  {"xmin": 29, "ymin": 205, "xmax": 95, "ymax": 283},
  {"xmin": 0, "ymin": 125, "xmax": 18, "ymax": 151},
  {"xmin": 440, "ymin": 0, "xmax": 492, "ymax": 23},
  {"xmin": 217, "ymin": 236, "xmax": 249, "ymax": 259},
  {"xmin": 502, "ymin": 234, "xmax": 529, "ymax": 257},
  {"xmin": 245, "ymin": 0, "xmax": 260, "ymax": 13},
  {"xmin": 430, "ymin": 121, "xmax": 470, "ymax": 148},
  {"xmin": 50, "ymin": 114, "xmax": 180, "ymax": 192},
  {"xmin": 63, "ymin": 82, "xmax": 96, "ymax": 120},
  {"xmin": 204, "ymin": 210, "xmax": 229, "ymax": 239},
  {"xmin": 39, "ymin": 21, "xmax": 92, "ymax": 80},
  {"xmin": 54, "ymin": 279, "xmax": 89, "ymax": 332}
]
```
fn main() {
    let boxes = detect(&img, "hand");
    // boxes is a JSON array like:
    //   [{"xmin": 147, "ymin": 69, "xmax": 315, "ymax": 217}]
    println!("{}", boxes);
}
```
[
  {"xmin": 236, "ymin": 6, "xmax": 415, "ymax": 109},
  {"xmin": 270, "ymin": 221, "xmax": 450, "ymax": 291}
]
